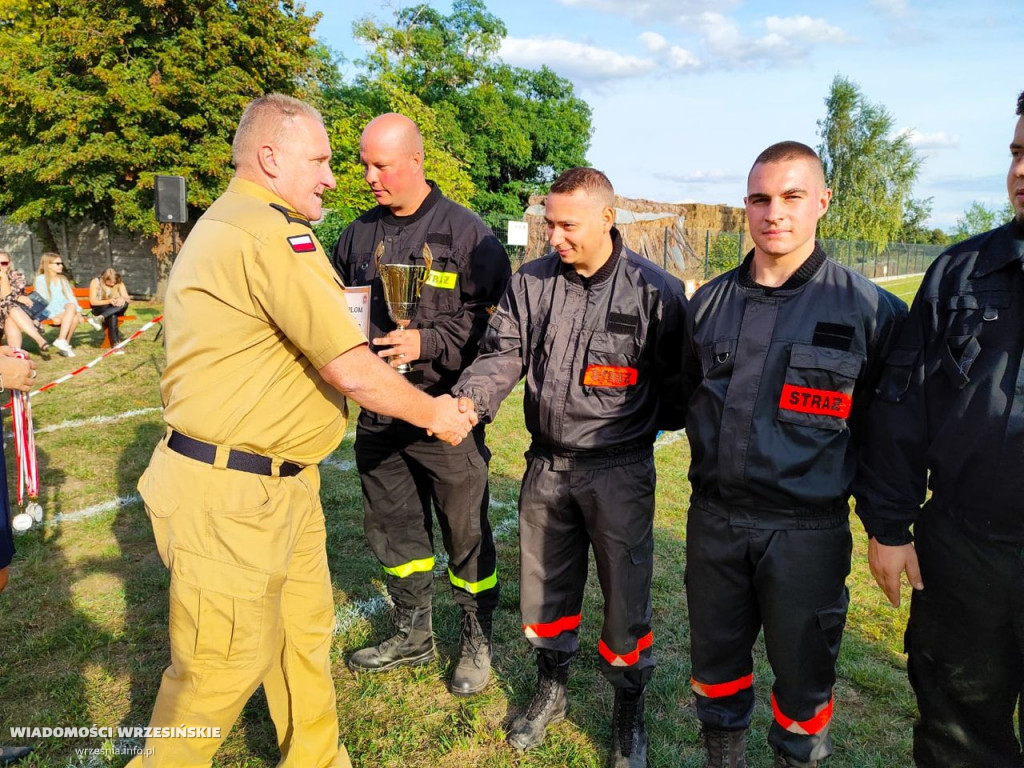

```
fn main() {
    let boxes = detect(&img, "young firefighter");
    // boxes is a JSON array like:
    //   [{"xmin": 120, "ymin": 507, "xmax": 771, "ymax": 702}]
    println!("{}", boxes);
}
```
[
  {"xmin": 682, "ymin": 142, "xmax": 906, "ymax": 768},
  {"xmin": 454, "ymin": 167, "xmax": 687, "ymax": 768},
  {"xmin": 856, "ymin": 90, "xmax": 1024, "ymax": 768}
]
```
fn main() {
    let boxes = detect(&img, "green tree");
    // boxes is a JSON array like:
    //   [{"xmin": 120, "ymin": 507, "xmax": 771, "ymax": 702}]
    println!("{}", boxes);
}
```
[
  {"xmin": 0, "ymin": 0, "xmax": 329, "ymax": 292},
  {"xmin": 817, "ymin": 75, "xmax": 925, "ymax": 248},
  {"xmin": 344, "ymin": 0, "xmax": 592, "ymax": 226},
  {"xmin": 950, "ymin": 200, "xmax": 1015, "ymax": 240}
]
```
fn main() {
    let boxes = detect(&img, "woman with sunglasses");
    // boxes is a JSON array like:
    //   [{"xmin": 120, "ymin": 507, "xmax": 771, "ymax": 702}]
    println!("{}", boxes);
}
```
[
  {"xmin": 32, "ymin": 252, "xmax": 83, "ymax": 357},
  {"xmin": 0, "ymin": 251, "xmax": 50, "ymax": 358}
]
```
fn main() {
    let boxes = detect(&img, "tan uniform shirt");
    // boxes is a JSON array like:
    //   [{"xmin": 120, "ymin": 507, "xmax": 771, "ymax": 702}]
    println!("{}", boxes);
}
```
[{"xmin": 161, "ymin": 177, "xmax": 365, "ymax": 464}]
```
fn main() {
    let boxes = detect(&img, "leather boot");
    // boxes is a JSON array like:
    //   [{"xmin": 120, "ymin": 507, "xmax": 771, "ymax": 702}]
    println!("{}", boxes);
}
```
[
  {"xmin": 701, "ymin": 727, "xmax": 747, "ymax": 768},
  {"xmin": 507, "ymin": 651, "xmax": 571, "ymax": 751},
  {"xmin": 773, "ymin": 751, "xmax": 818, "ymax": 768},
  {"xmin": 347, "ymin": 603, "xmax": 435, "ymax": 672},
  {"xmin": 608, "ymin": 688, "xmax": 648, "ymax": 768},
  {"xmin": 450, "ymin": 611, "xmax": 493, "ymax": 696}
]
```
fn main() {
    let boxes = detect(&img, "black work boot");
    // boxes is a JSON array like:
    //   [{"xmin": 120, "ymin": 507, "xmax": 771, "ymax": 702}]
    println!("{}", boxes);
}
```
[
  {"xmin": 608, "ymin": 688, "xmax": 648, "ymax": 768},
  {"xmin": 507, "ymin": 651, "xmax": 572, "ymax": 751},
  {"xmin": 450, "ymin": 611, "xmax": 493, "ymax": 696},
  {"xmin": 773, "ymin": 751, "xmax": 818, "ymax": 768},
  {"xmin": 701, "ymin": 727, "xmax": 747, "ymax": 768},
  {"xmin": 347, "ymin": 603, "xmax": 435, "ymax": 672}
]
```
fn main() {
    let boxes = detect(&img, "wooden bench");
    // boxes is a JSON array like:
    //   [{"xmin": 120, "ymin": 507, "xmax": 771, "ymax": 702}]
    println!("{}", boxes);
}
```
[{"xmin": 32, "ymin": 286, "xmax": 137, "ymax": 348}]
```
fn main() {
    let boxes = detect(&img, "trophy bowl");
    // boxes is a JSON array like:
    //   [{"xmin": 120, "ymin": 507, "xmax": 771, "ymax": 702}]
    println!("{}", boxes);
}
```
[{"xmin": 379, "ymin": 263, "xmax": 428, "ymax": 374}]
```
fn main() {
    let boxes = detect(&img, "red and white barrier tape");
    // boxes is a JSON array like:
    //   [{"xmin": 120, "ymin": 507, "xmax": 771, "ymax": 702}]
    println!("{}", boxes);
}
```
[{"xmin": 31, "ymin": 315, "xmax": 163, "ymax": 397}]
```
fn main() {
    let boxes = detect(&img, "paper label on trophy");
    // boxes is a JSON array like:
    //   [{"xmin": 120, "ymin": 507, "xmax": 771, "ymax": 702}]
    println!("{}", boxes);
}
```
[{"xmin": 344, "ymin": 285, "xmax": 371, "ymax": 338}]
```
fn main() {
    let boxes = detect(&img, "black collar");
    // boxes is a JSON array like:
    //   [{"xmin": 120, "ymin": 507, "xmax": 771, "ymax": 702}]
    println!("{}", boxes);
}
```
[
  {"xmin": 380, "ymin": 180, "xmax": 442, "ymax": 227},
  {"xmin": 738, "ymin": 242, "xmax": 827, "ymax": 294}
]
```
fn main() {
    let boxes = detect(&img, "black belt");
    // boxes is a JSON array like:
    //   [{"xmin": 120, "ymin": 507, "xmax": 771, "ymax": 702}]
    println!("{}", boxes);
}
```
[{"xmin": 167, "ymin": 431, "xmax": 304, "ymax": 477}]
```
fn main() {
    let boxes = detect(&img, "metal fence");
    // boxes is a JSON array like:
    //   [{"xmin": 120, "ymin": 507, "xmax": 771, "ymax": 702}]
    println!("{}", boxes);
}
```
[{"xmin": 493, "ymin": 221, "xmax": 945, "ymax": 283}]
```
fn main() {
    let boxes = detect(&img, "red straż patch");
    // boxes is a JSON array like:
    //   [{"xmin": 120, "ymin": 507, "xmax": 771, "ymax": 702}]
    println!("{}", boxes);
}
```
[
  {"xmin": 779, "ymin": 384, "xmax": 851, "ymax": 418},
  {"xmin": 583, "ymin": 365, "xmax": 638, "ymax": 388}
]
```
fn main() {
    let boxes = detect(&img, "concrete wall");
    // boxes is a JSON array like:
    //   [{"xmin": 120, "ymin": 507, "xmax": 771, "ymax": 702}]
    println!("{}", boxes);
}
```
[{"xmin": 0, "ymin": 218, "xmax": 160, "ymax": 297}]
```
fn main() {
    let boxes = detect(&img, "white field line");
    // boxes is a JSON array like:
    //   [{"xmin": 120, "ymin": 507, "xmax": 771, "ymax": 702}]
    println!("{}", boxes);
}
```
[{"xmin": 5, "ymin": 406, "xmax": 162, "ymax": 441}]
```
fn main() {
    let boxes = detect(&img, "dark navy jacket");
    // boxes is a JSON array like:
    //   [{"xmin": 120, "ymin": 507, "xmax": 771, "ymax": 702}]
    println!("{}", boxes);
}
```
[
  {"xmin": 856, "ymin": 221, "xmax": 1024, "ymax": 545},
  {"xmin": 684, "ymin": 245, "xmax": 906, "ymax": 525},
  {"xmin": 332, "ymin": 182, "xmax": 510, "ymax": 401}
]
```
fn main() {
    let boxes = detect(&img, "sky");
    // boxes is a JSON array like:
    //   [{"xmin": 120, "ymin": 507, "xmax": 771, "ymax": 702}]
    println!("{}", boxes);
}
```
[{"xmin": 304, "ymin": 0, "xmax": 1022, "ymax": 230}]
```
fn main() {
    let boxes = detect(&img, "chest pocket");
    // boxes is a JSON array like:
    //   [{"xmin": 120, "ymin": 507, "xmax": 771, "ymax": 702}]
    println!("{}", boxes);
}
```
[
  {"xmin": 349, "ymin": 252, "xmax": 375, "ymax": 286},
  {"xmin": 777, "ymin": 343, "xmax": 864, "ymax": 431},
  {"xmin": 939, "ymin": 292, "xmax": 1009, "ymax": 389},
  {"xmin": 582, "ymin": 330, "xmax": 642, "ymax": 395},
  {"xmin": 416, "ymin": 239, "xmax": 460, "ymax": 321}
]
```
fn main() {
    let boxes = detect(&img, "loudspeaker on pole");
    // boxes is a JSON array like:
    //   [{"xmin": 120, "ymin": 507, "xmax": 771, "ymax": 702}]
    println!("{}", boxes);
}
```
[{"xmin": 154, "ymin": 175, "xmax": 188, "ymax": 224}]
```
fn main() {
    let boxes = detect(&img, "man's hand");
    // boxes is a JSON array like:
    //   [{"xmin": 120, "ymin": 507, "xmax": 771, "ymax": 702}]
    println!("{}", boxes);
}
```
[
  {"xmin": 373, "ymin": 329, "xmax": 422, "ymax": 369},
  {"xmin": 867, "ymin": 538, "xmax": 923, "ymax": 608},
  {"xmin": 0, "ymin": 348, "xmax": 36, "ymax": 391},
  {"xmin": 427, "ymin": 394, "xmax": 478, "ymax": 445}
]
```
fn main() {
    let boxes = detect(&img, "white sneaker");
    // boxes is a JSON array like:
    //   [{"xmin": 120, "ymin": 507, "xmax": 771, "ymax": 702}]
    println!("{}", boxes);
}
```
[
  {"xmin": 87, "ymin": 316, "xmax": 103, "ymax": 331},
  {"xmin": 53, "ymin": 339, "xmax": 71, "ymax": 355}
]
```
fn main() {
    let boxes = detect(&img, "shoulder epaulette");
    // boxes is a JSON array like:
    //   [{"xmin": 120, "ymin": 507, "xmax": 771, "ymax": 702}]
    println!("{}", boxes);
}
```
[{"xmin": 270, "ymin": 203, "xmax": 311, "ymax": 228}]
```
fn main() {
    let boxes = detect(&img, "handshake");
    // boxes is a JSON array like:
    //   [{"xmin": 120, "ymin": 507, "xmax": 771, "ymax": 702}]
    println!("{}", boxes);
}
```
[{"xmin": 425, "ymin": 395, "xmax": 479, "ymax": 446}]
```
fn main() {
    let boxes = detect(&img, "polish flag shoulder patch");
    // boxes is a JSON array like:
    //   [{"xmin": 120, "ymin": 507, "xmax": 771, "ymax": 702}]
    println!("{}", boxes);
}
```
[{"xmin": 287, "ymin": 234, "xmax": 316, "ymax": 253}]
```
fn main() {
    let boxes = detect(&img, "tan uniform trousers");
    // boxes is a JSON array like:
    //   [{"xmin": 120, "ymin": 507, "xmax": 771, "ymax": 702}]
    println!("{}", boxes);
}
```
[{"xmin": 128, "ymin": 440, "xmax": 351, "ymax": 768}]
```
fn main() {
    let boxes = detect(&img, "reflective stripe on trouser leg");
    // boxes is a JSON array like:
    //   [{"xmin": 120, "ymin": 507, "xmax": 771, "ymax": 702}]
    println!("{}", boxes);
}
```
[
  {"xmin": 518, "ymin": 456, "xmax": 590, "ymax": 656},
  {"xmin": 757, "ymin": 523, "xmax": 851, "ymax": 764},
  {"xmin": 129, "ymin": 444, "xmax": 349, "ymax": 767},
  {"xmin": 772, "ymin": 693, "xmax": 834, "ymax": 736},
  {"xmin": 356, "ymin": 427, "xmax": 436, "ymax": 608},
  {"xmin": 587, "ymin": 457, "xmax": 657, "ymax": 691},
  {"xmin": 427, "ymin": 429, "xmax": 498, "ymax": 613},
  {"xmin": 356, "ymin": 423, "xmax": 498, "ymax": 613},
  {"xmin": 685, "ymin": 502, "xmax": 766, "ymax": 731},
  {"xmin": 691, "ymin": 673, "xmax": 754, "ymax": 699}
]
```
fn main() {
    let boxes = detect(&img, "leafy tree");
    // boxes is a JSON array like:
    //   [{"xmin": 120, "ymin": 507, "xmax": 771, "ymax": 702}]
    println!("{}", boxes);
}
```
[
  {"xmin": 950, "ymin": 200, "xmax": 1015, "ymax": 240},
  {"xmin": 343, "ymin": 0, "xmax": 592, "ymax": 226},
  {"xmin": 817, "ymin": 75, "xmax": 925, "ymax": 248},
  {"xmin": 0, "ymin": 0, "xmax": 329, "ymax": 292}
]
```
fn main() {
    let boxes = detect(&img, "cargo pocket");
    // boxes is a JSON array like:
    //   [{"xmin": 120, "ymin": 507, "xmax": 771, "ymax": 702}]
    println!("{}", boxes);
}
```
[
  {"xmin": 815, "ymin": 588, "xmax": 850, "ymax": 662},
  {"xmin": 628, "ymin": 536, "xmax": 654, "ymax": 620},
  {"xmin": 698, "ymin": 338, "xmax": 737, "ymax": 378},
  {"xmin": 168, "ymin": 547, "xmax": 269, "ymax": 664},
  {"xmin": 876, "ymin": 347, "xmax": 918, "ymax": 402},
  {"xmin": 777, "ymin": 344, "xmax": 863, "ymax": 431}
]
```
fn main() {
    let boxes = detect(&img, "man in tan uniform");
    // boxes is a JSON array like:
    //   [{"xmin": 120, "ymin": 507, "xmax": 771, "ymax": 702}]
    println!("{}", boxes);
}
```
[{"xmin": 129, "ymin": 94, "xmax": 475, "ymax": 768}]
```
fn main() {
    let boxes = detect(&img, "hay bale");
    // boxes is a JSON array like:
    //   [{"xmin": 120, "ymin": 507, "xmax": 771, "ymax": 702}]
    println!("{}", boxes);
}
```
[{"xmin": 521, "ymin": 194, "xmax": 748, "ymax": 279}]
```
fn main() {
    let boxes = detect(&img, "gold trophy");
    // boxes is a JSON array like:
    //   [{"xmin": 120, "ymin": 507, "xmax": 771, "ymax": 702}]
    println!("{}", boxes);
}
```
[{"xmin": 379, "ymin": 263, "xmax": 428, "ymax": 374}]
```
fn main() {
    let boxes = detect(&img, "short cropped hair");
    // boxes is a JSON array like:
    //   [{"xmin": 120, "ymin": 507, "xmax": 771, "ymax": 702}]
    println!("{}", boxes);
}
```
[
  {"xmin": 549, "ymin": 167, "xmax": 615, "ymax": 207},
  {"xmin": 753, "ymin": 141, "xmax": 822, "ymax": 168},
  {"xmin": 1017, "ymin": 90, "xmax": 1024, "ymax": 116},
  {"xmin": 232, "ymin": 93, "xmax": 323, "ymax": 168}
]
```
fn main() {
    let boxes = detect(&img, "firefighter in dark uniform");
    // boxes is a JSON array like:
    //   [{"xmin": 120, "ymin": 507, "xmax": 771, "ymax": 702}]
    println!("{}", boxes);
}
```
[
  {"xmin": 682, "ymin": 142, "xmax": 906, "ymax": 768},
  {"xmin": 455, "ymin": 167, "xmax": 687, "ymax": 768},
  {"xmin": 856, "ymin": 91, "xmax": 1024, "ymax": 768},
  {"xmin": 332, "ymin": 113, "xmax": 510, "ymax": 696},
  {"xmin": 127, "ymin": 95, "xmax": 475, "ymax": 768}
]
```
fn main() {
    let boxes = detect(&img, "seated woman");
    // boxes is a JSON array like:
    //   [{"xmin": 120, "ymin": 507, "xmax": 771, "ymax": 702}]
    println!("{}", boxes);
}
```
[
  {"xmin": 0, "ymin": 250, "xmax": 50, "ymax": 357},
  {"xmin": 89, "ymin": 268, "xmax": 130, "ymax": 348},
  {"xmin": 32, "ymin": 252, "xmax": 83, "ymax": 357}
]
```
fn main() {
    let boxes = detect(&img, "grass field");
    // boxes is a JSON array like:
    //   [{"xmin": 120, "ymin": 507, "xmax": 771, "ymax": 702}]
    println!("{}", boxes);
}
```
[{"xmin": 1, "ymin": 275, "xmax": 925, "ymax": 768}]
